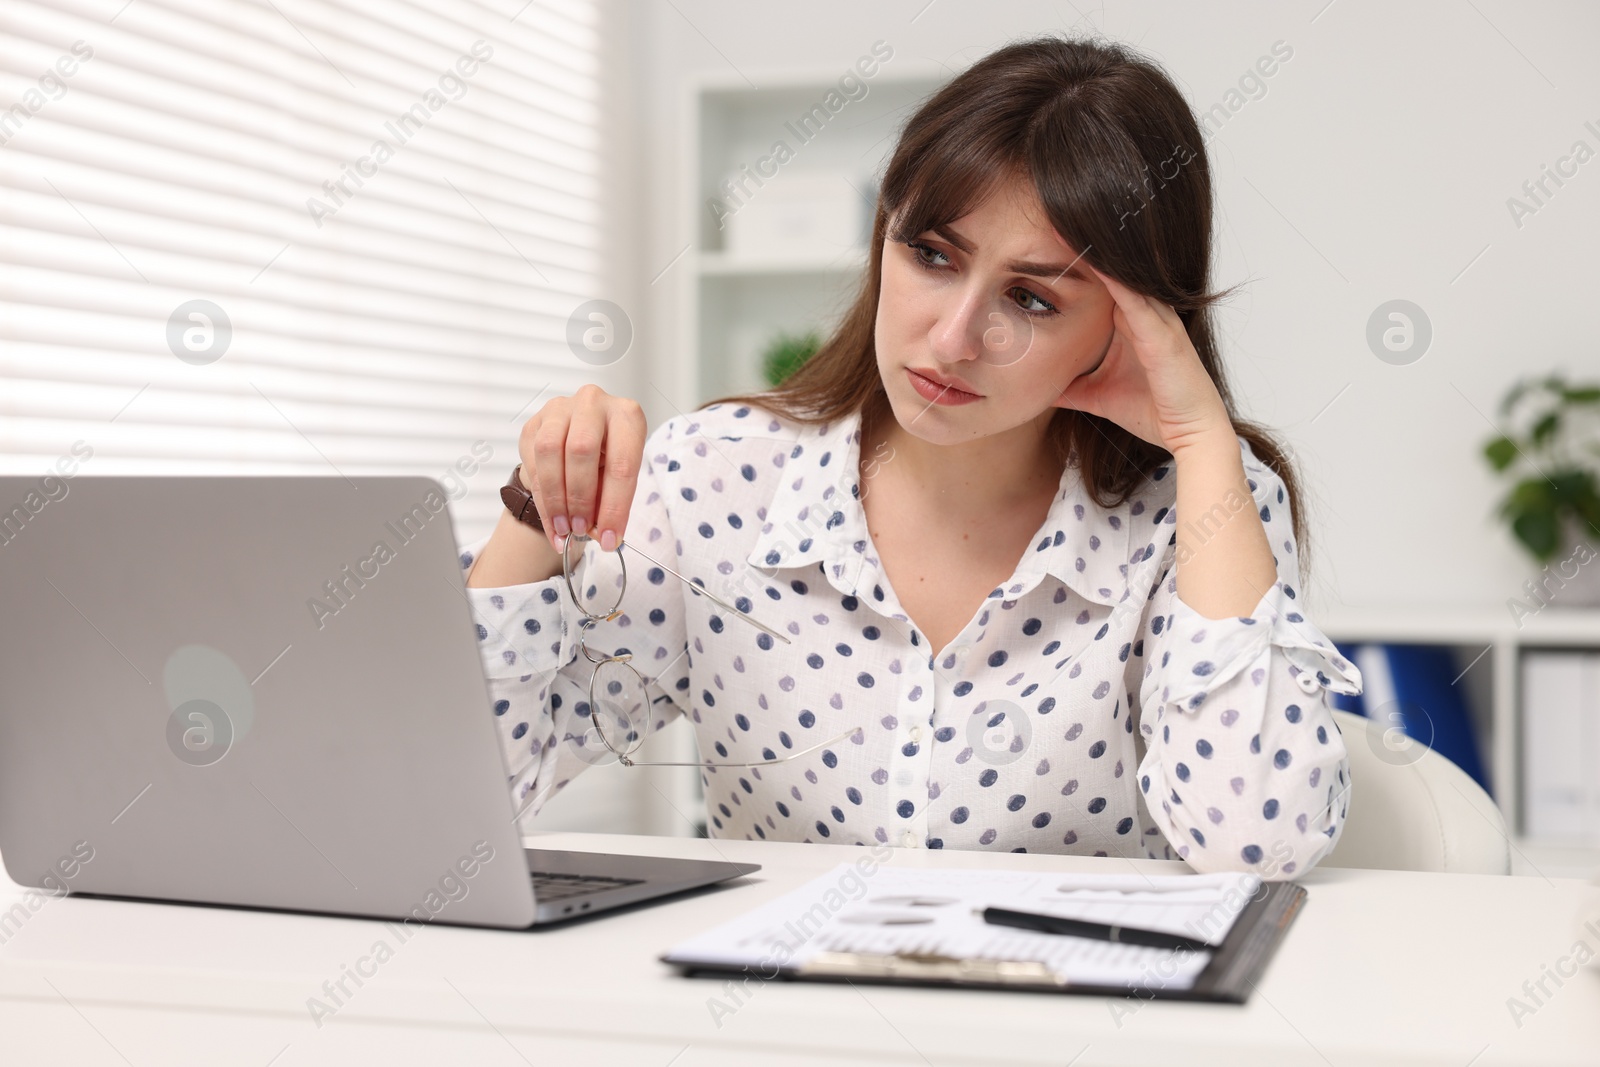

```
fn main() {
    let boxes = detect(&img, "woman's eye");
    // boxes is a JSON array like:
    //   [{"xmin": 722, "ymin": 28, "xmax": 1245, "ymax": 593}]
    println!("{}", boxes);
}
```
[
  {"xmin": 1009, "ymin": 286, "xmax": 1057, "ymax": 315},
  {"xmin": 907, "ymin": 241, "xmax": 948, "ymax": 270}
]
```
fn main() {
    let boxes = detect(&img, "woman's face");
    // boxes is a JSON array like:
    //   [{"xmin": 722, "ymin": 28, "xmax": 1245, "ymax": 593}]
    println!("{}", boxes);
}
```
[{"xmin": 874, "ymin": 175, "xmax": 1116, "ymax": 446}]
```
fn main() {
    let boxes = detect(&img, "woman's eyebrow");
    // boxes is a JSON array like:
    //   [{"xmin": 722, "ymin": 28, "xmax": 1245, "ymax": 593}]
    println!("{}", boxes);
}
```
[{"xmin": 931, "ymin": 224, "xmax": 1094, "ymax": 284}]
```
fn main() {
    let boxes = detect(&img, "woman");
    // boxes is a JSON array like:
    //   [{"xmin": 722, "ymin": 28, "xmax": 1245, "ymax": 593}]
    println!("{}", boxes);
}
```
[{"xmin": 464, "ymin": 34, "xmax": 1362, "ymax": 878}]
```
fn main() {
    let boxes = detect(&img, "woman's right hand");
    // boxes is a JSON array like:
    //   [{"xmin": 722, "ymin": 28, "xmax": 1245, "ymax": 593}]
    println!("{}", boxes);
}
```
[{"xmin": 519, "ymin": 383, "xmax": 648, "ymax": 554}]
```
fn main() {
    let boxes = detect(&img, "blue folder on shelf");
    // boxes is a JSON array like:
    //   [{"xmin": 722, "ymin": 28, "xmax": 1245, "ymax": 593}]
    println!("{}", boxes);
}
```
[{"xmin": 1329, "ymin": 641, "xmax": 1490, "ymax": 795}]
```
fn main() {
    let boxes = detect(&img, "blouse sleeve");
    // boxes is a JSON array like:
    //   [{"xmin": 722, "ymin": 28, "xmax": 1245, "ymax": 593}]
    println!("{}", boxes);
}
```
[
  {"xmin": 1132, "ymin": 446, "xmax": 1363, "ymax": 880},
  {"xmin": 457, "ymin": 428, "xmax": 691, "ymax": 823}
]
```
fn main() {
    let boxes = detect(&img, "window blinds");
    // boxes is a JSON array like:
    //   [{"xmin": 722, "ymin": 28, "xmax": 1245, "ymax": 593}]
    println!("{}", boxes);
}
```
[{"xmin": 0, "ymin": 0, "xmax": 603, "ymax": 544}]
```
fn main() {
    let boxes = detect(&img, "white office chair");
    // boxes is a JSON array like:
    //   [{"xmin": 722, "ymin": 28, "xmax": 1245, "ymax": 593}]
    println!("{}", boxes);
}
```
[{"xmin": 1321, "ymin": 710, "xmax": 1511, "ymax": 875}]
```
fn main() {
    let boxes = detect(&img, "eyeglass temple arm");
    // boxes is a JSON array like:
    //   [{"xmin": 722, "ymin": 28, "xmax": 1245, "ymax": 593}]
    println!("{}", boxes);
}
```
[{"xmin": 619, "ymin": 539, "xmax": 792, "ymax": 645}]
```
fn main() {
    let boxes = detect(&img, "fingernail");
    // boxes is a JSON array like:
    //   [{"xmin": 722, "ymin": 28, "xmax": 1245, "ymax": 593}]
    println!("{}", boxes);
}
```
[
  {"xmin": 572, "ymin": 516, "xmax": 588, "ymax": 536},
  {"xmin": 554, "ymin": 532, "xmax": 567, "ymax": 552},
  {"xmin": 552, "ymin": 515, "xmax": 570, "ymax": 538},
  {"xmin": 599, "ymin": 529, "xmax": 618, "ymax": 552}
]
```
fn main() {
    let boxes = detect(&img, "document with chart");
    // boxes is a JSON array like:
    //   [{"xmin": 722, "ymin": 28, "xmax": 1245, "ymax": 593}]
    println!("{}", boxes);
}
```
[{"xmin": 662, "ymin": 864, "xmax": 1308, "ymax": 1003}]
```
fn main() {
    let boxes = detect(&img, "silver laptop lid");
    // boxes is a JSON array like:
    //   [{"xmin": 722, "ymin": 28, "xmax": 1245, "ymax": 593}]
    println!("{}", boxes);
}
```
[{"xmin": 0, "ymin": 476, "xmax": 536, "ymax": 929}]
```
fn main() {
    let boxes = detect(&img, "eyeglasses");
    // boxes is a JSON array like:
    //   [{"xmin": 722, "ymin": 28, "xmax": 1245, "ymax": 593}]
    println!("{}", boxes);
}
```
[{"xmin": 559, "ymin": 531, "xmax": 861, "ymax": 768}]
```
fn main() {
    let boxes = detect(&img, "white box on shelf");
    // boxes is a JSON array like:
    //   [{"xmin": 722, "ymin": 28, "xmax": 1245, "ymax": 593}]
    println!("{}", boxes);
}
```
[
  {"xmin": 1522, "ymin": 651, "xmax": 1591, "ymax": 842},
  {"xmin": 723, "ymin": 170, "xmax": 863, "ymax": 260}
]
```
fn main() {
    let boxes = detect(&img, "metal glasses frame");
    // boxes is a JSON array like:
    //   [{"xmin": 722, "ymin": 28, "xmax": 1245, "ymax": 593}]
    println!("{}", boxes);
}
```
[{"xmin": 560, "ymin": 532, "xmax": 860, "ymax": 767}]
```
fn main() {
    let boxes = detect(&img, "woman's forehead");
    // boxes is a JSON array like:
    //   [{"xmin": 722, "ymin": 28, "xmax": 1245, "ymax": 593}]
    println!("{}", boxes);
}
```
[{"xmin": 911, "ymin": 180, "xmax": 1090, "ymax": 278}]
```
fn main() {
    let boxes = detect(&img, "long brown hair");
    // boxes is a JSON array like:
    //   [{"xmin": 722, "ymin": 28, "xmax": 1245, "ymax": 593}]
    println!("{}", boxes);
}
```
[{"xmin": 703, "ymin": 33, "xmax": 1311, "ymax": 577}]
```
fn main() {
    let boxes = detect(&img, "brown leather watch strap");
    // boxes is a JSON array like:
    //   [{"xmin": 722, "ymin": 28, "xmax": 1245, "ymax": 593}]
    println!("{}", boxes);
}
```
[{"xmin": 500, "ymin": 463, "xmax": 543, "ymax": 531}]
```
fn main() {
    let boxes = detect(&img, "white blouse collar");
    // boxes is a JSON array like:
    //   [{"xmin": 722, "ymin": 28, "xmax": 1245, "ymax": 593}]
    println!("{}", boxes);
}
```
[{"xmin": 742, "ymin": 405, "xmax": 1158, "ymax": 612}]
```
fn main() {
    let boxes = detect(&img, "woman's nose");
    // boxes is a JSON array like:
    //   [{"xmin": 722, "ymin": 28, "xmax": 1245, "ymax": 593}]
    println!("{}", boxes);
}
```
[{"xmin": 928, "ymin": 283, "xmax": 988, "ymax": 365}]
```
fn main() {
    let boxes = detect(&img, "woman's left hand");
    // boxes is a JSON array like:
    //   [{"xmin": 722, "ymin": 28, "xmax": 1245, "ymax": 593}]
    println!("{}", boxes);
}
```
[{"xmin": 1054, "ymin": 265, "xmax": 1232, "ymax": 455}]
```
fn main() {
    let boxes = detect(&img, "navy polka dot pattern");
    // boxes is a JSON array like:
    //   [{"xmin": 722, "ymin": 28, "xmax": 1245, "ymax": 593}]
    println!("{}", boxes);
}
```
[{"xmin": 459, "ymin": 402, "xmax": 1363, "ymax": 878}]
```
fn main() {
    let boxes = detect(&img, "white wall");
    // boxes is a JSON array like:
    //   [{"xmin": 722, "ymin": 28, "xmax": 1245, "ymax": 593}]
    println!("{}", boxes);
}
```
[{"xmin": 612, "ymin": 0, "xmax": 1600, "ymax": 617}]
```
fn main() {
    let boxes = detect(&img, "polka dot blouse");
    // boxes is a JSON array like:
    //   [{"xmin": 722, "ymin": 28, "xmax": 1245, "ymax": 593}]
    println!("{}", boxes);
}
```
[{"xmin": 459, "ymin": 400, "xmax": 1364, "ymax": 879}]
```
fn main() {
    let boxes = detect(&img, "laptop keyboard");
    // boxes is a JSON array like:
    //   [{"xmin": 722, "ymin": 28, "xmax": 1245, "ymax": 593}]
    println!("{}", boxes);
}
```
[{"xmin": 530, "ymin": 870, "xmax": 645, "ymax": 902}]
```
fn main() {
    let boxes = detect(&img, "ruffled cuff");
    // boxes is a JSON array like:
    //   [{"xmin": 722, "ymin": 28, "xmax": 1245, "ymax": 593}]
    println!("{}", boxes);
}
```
[
  {"xmin": 458, "ymin": 536, "xmax": 576, "ymax": 681},
  {"xmin": 1154, "ymin": 579, "xmax": 1363, "ymax": 714}
]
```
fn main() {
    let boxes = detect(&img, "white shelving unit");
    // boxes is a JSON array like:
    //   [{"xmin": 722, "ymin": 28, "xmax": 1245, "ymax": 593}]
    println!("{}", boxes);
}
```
[
  {"xmin": 1319, "ymin": 605, "xmax": 1600, "ymax": 878},
  {"xmin": 677, "ymin": 64, "xmax": 949, "ymax": 403}
]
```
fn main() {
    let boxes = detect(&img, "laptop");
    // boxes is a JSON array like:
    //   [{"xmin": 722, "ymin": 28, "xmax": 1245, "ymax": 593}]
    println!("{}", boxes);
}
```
[{"xmin": 0, "ymin": 475, "xmax": 757, "ymax": 928}]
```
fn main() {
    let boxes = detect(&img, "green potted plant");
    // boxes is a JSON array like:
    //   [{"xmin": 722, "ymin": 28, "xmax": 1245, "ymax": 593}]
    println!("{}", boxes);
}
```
[
  {"xmin": 1483, "ymin": 373, "xmax": 1600, "ymax": 606},
  {"xmin": 761, "ymin": 329, "xmax": 822, "ymax": 388}
]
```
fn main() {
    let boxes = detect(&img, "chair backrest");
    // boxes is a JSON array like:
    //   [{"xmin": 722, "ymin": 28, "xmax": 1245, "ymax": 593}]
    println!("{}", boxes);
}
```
[{"xmin": 1322, "ymin": 710, "xmax": 1510, "ymax": 875}]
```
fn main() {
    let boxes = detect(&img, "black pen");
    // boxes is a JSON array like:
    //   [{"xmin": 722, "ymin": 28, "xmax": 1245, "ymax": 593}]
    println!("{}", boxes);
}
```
[{"xmin": 980, "ymin": 906, "xmax": 1211, "ymax": 952}]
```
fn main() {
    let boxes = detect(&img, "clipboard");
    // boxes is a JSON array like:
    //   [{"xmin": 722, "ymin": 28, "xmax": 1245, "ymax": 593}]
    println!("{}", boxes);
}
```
[{"xmin": 661, "ymin": 867, "xmax": 1307, "ymax": 1004}]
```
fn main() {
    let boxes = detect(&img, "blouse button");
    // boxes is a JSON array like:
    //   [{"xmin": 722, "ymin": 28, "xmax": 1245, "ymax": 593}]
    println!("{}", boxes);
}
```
[
  {"xmin": 902, "ymin": 831, "xmax": 918, "ymax": 848},
  {"xmin": 1296, "ymin": 671, "xmax": 1319, "ymax": 694},
  {"xmin": 909, "ymin": 725, "xmax": 923, "ymax": 744}
]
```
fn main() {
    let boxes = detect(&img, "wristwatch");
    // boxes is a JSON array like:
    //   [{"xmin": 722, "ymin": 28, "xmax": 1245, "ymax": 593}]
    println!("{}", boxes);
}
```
[{"xmin": 500, "ymin": 463, "xmax": 543, "ymax": 532}]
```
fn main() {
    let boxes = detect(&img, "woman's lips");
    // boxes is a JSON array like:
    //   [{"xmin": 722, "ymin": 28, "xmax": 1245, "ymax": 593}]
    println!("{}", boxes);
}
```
[{"xmin": 906, "ymin": 367, "xmax": 982, "ymax": 405}]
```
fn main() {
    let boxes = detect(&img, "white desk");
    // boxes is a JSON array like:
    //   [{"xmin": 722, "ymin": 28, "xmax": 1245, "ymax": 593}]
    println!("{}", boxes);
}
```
[{"xmin": 2, "ymin": 832, "xmax": 1597, "ymax": 1066}]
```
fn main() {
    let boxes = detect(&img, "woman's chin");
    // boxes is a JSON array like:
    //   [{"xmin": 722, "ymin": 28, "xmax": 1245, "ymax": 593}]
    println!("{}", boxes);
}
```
[{"xmin": 884, "ymin": 398, "xmax": 991, "ymax": 447}]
